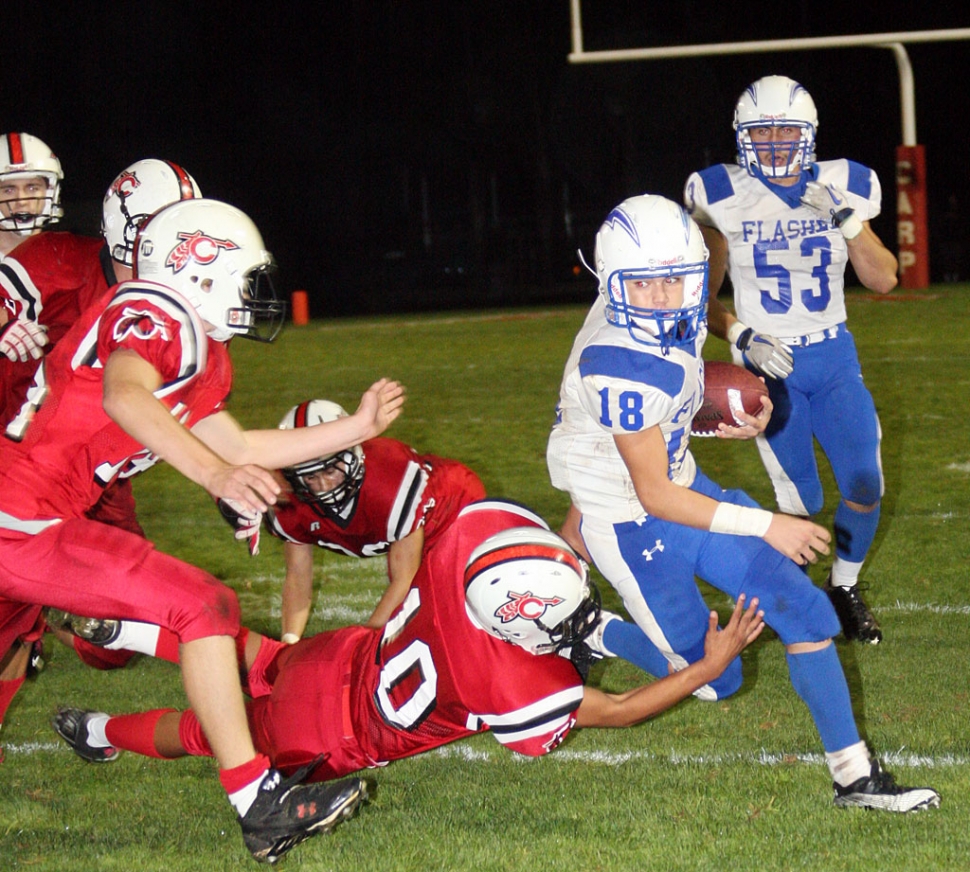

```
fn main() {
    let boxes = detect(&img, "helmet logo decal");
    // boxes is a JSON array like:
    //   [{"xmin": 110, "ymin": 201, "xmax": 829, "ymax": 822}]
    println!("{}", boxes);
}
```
[
  {"xmin": 603, "ymin": 207, "xmax": 639, "ymax": 248},
  {"xmin": 111, "ymin": 171, "xmax": 141, "ymax": 198},
  {"xmin": 165, "ymin": 230, "xmax": 239, "ymax": 273},
  {"xmin": 789, "ymin": 83, "xmax": 809, "ymax": 105},
  {"xmin": 495, "ymin": 590, "xmax": 565, "ymax": 624}
]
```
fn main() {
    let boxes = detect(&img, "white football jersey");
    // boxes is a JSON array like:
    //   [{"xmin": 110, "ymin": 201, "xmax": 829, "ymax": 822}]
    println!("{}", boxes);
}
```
[
  {"xmin": 547, "ymin": 297, "xmax": 705, "ymax": 523},
  {"xmin": 684, "ymin": 159, "xmax": 882, "ymax": 337}
]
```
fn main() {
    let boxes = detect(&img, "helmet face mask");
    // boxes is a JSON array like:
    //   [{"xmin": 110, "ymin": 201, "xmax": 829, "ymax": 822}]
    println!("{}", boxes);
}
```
[
  {"xmin": 0, "ymin": 133, "xmax": 63, "ymax": 234},
  {"xmin": 464, "ymin": 527, "xmax": 602, "ymax": 655},
  {"xmin": 278, "ymin": 400, "xmax": 365, "ymax": 518},
  {"xmin": 734, "ymin": 76, "xmax": 818, "ymax": 180},
  {"xmin": 134, "ymin": 198, "xmax": 285, "ymax": 343},
  {"xmin": 594, "ymin": 195, "xmax": 708, "ymax": 353},
  {"xmin": 102, "ymin": 159, "xmax": 202, "ymax": 266}
]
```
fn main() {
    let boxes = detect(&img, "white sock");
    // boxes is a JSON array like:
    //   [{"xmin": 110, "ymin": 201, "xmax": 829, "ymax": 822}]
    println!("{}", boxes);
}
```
[
  {"xmin": 228, "ymin": 772, "xmax": 271, "ymax": 817},
  {"xmin": 826, "ymin": 740, "xmax": 871, "ymax": 787},
  {"xmin": 830, "ymin": 558, "xmax": 864, "ymax": 589},
  {"xmin": 105, "ymin": 621, "xmax": 161, "ymax": 655},
  {"xmin": 84, "ymin": 714, "xmax": 112, "ymax": 748}
]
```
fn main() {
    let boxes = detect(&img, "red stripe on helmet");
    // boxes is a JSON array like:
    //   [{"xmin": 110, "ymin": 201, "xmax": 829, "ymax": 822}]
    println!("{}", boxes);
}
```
[
  {"xmin": 7, "ymin": 132, "xmax": 24, "ymax": 165},
  {"xmin": 164, "ymin": 161, "xmax": 196, "ymax": 200},
  {"xmin": 293, "ymin": 401, "xmax": 311, "ymax": 429},
  {"xmin": 465, "ymin": 543, "xmax": 583, "ymax": 587}
]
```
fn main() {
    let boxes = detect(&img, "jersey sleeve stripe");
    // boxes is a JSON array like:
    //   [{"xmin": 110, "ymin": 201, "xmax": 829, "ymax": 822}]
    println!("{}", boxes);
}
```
[
  {"xmin": 0, "ymin": 260, "xmax": 42, "ymax": 320},
  {"xmin": 265, "ymin": 511, "xmax": 301, "ymax": 544},
  {"xmin": 490, "ymin": 712, "xmax": 575, "ymax": 748},
  {"xmin": 579, "ymin": 344, "xmax": 686, "ymax": 398},
  {"xmin": 845, "ymin": 161, "xmax": 872, "ymax": 199},
  {"xmin": 386, "ymin": 461, "xmax": 428, "ymax": 541},
  {"xmin": 476, "ymin": 685, "xmax": 584, "ymax": 732},
  {"xmin": 698, "ymin": 164, "xmax": 734, "ymax": 204}
]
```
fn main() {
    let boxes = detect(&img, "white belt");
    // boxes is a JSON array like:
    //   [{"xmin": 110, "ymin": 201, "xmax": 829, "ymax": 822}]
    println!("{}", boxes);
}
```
[
  {"xmin": 779, "ymin": 325, "xmax": 840, "ymax": 347},
  {"xmin": 0, "ymin": 509, "xmax": 62, "ymax": 534}
]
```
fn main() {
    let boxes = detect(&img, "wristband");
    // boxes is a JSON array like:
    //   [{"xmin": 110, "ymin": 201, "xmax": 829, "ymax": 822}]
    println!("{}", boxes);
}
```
[
  {"xmin": 834, "ymin": 210, "xmax": 863, "ymax": 240},
  {"xmin": 709, "ymin": 503, "xmax": 773, "ymax": 537},
  {"xmin": 726, "ymin": 321, "xmax": 748, "ymax": 347},
  {"xmin": 281, "ymin": 633, "xmax": 300, "ymax": 645}
]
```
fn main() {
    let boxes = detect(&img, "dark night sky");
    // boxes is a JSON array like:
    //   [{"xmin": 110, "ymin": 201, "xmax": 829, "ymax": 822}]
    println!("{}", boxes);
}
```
[{"xmin": 5, "ymin": 3, "xmax": 970, "ymax": 313}]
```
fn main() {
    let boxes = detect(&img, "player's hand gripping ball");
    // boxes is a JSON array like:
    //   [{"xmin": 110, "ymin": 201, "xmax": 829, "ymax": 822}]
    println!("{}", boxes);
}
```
[{"xmin": 692, "ymin": 361, "xmax": 769, "ymax": 436}]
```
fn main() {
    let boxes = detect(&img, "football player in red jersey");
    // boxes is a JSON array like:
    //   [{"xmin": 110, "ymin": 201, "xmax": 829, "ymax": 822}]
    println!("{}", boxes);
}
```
[
  {"xmin": 269, "ymin": 398, "xmax": 487, "ymax": 637},
  {"xmin": 0, "ymin": 133, "xmax": 63, "ymax": 379},
  {"xmin": 0, "ymin": 159, "xmax": 206, "ymax": 724},
  {"xmin": 0, "ymin": 133, "xmax": 70, "ymax": 740},
  {"xmin": 0, "ymin": 198, "xmax": 405, "ymax": 862},
  {"xmin": 53, "ymin": 500, "xmax": 765, "ymax": 785}
]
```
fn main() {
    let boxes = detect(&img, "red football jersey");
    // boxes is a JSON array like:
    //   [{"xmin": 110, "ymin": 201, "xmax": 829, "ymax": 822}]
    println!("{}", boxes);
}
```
[
  {"xmin": 0, "ymin": 280, "xmax": 231, "ymax": 522},
  {"xmin": 265, "ymin": 438, "xmax": 485, "ymax": 556},
  {"xmin": 0, "ymin": 232, "xmax": 113, "ymax": 423},
  {"xmin": 242, "ymin": 500, "xmax": 585, "ymax": 779}
]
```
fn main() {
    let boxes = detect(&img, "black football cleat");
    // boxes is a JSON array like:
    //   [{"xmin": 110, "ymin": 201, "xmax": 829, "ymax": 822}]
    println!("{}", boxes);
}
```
[
  {"xmin": 240, "ymin": 767, "xmax": 367, "ymax": 864},
  {"xmin": 51, "ymin": 707, "xmax": 119, "ymax": 763},
  {"xmin": 834, "ymin": 761, "xmax": 939, "ymax": 812},
  {"xmin": 825, "ymin": 577, "xmax": 882, "ymax": 644}
]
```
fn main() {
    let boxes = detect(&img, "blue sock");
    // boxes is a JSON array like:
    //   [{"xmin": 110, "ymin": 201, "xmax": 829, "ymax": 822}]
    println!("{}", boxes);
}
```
[
  {"xmin": 603, "ymin": 619, "xmax": 668, "ymax": 680},
  {"xmin": 834, "ymin": 500, "xmax": 880, "ymax": 563},
  {"xmin": 786, "ymin": 645, "xmax": 860, "ymax": 752}
]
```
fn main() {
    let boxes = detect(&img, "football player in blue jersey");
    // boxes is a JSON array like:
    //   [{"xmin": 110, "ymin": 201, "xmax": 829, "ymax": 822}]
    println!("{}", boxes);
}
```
[
  {"xmin": 547, "ymin": 193, "xmax": 937, "ymax": 812},
  {"xmin": 684, "ymin": 75, "xmax": 897, "ymax": 644}
]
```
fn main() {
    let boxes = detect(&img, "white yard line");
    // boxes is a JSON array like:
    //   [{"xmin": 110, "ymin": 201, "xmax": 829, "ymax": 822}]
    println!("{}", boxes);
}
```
[{"xmin": 11, "ymin": 742, "xmax": 965, "ymax": 770}]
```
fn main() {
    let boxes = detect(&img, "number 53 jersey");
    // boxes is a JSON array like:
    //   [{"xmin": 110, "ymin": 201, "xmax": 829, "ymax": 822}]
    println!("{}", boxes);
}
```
[{"xmin": 684, "ymin": 159, "xmax": 882, "ymax": 337}]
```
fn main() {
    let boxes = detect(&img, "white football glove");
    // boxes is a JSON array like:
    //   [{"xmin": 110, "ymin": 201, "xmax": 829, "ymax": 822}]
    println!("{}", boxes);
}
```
[
  {"xmin": 0, "ymin": 318, "xmax": 49, "ymax": 362},
  {"xmin": 728, "ymin": 321, "xmax": 793, "ymax": 380},
  {"xmin": 217, "ymin": 498, "xmax": 262, "ymax": 556},
  {"xmin": 800, "ymin": 181, "xmax": 863, "ymax": 240}
]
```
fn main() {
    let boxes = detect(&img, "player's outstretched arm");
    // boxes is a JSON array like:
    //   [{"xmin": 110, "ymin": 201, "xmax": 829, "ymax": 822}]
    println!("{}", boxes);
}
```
[
  {"xmin": 193, "ymin": 379, "xmax": 406, "ymax": 472},
  {"xmin": 352, "ymin": 378, "xmax": 406, "ymax": 441},
  {"xmin": 103, "ymin": 349, "xmax": 280, "ymax": 513},
  {"xmin": 575, "ymin": 595, "xmax": 764, "ymax": 728}
]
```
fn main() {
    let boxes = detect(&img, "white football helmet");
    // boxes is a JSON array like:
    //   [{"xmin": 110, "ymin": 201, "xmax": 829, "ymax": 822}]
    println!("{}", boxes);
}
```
[
  {"xmin": 593, "ymin": 194, "xmax": 708, "ymax": 353},
  {"xmin": 0, "ymin": 132, "xmax": 64, "ymax": 234},
  {"xmin": 102, "ymin": 159, "xmax": 201, "ymax": 266},
  {"xmin": 278, "ymin": 399, "xmax": 365, "ymax": 517},
  {"xmin": 134, "ymin": 198, "xmax": 285, "ymax": 342},
  {"xmin": 464, "ymin": 527, "xmax": 601, "ymax": 655},
  {"xmin": 734, "ymin": 75, "xmax": 818, "ymax": 180}
]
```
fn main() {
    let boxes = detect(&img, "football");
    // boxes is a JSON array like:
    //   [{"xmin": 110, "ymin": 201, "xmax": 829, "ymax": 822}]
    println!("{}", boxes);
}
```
[{"xmin": 691, "ymin": 360, "xmax": 769, "ymax": 436}]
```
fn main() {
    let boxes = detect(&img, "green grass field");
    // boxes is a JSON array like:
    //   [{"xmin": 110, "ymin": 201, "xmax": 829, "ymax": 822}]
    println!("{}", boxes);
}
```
[{"xmin": 2, "ymin": 286, "xmax": 969, "ymax": 871}]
